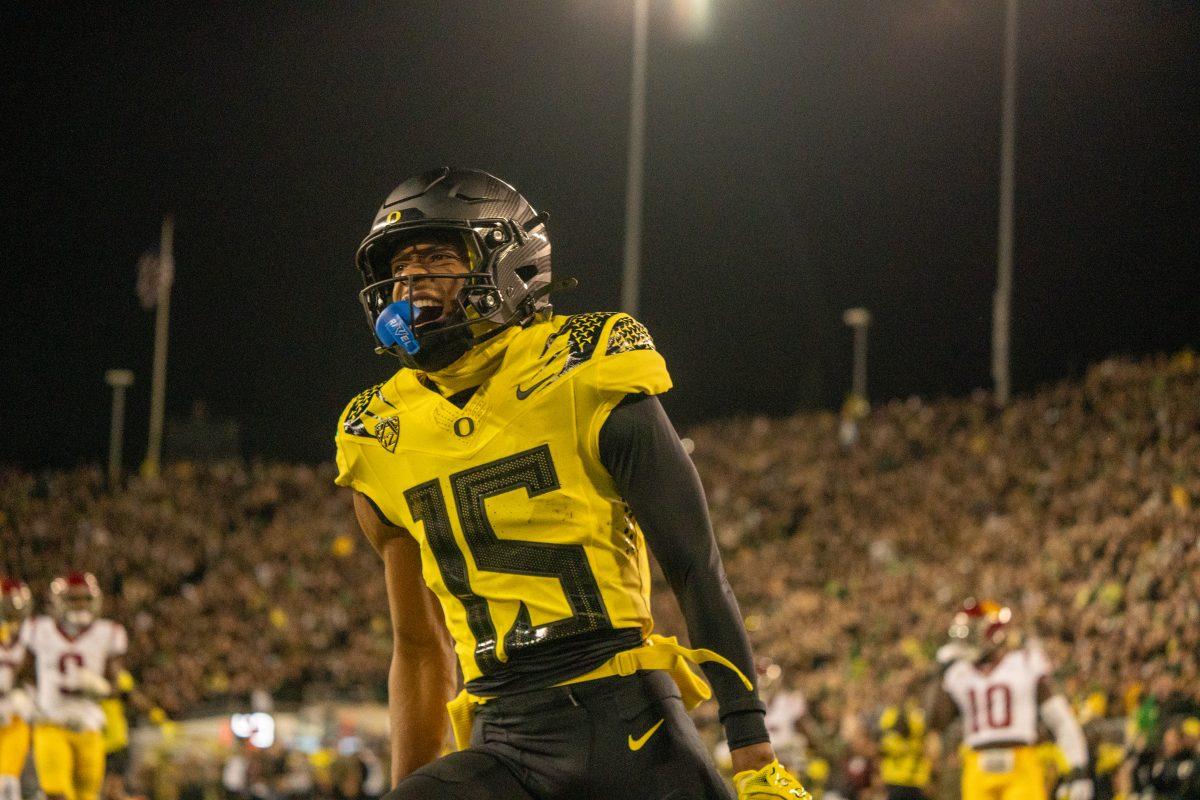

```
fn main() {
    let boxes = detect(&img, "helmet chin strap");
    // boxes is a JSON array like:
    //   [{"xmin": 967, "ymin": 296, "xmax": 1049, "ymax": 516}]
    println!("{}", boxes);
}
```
[
  {"xmin": 409, "ymin": 327, "xmax": 473, "ymax": 372},
  {"xmin": 530, "ymin": 276, "xmax": 577, "ymax": 302}
]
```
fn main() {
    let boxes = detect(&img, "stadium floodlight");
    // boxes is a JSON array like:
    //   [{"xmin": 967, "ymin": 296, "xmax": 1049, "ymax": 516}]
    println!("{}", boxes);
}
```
[
  {"xmin": 843, "ymin": 307, "xmax": 872, "ymax": 402},
  {"xmin": 620, "ymin": 0, "xmax": 710, "ymax": 317},
  {"xmin": 671, "ymin": 0, "xmax": 712, "ymax": 40},
  {"xmin": 104, "ymin": 369, "xmax": 134, "ymax": 489}
]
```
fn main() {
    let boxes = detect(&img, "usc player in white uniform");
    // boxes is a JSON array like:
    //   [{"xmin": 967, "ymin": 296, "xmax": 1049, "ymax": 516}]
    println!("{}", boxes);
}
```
[
  {"xmin": 27, "ymin": 572, "xmax": 127, "ymax": 800},
  {"xmin": 0, "ymin": 579, "xmax": 35, "ymax": 800},
  {"xmin": 927, "ymin": 600, "xmax": 1092, "ymax": 800}
]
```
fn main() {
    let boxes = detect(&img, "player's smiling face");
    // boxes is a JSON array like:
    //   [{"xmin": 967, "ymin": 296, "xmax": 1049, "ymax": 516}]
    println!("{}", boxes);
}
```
[{"xmin": 389, "ymin": 234, "xmax": 471, "ymax": 329}]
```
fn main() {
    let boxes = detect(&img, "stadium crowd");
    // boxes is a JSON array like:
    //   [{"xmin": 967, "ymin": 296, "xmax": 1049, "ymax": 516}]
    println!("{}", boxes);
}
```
[
  {"xmin": 1, "ymin": 352, "xmax": 1197, "ymax": 798},
  {"xmin": 687, "ymin": 351, "xmax": 1199, "ymax": 797},
  {"xmin": 2, "ymin": 461, "xmax": 389, "ymax": 716}
]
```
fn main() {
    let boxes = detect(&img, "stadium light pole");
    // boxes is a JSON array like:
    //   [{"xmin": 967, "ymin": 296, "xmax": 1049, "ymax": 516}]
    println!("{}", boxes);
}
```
[
  {"xmin": 143, "ymin": 215, "xmax": 175, "ymax": 477},
  {"xmin": 842, "ymin": 308, "xmax": 872, "ymax": 402},
  {"xmin": 105, "ymin": 369, "xmax": 134, "ymax": 488},
  {"xmin": 619, "ymin": 0, "xmax": 709, "ymax": 316},
  {"xmin": 620, "ymin": 0, "xmax": 649, "ymax": 317},
  {"xmin": 992, "ymin": 0, "xmax": 1018, "ymax": 407}
]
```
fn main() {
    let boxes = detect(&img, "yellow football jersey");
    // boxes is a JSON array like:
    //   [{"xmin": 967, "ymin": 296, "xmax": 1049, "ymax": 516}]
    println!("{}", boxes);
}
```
[{"xmin": 335, "ymin": 312, "xmax": 671, "ymax": 692}]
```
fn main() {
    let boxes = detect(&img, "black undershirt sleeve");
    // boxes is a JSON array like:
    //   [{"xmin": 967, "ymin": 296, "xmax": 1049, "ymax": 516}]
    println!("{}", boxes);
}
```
[{"xmin": 599, "ymin": 393, "xmax": 769, "ymax": 750}]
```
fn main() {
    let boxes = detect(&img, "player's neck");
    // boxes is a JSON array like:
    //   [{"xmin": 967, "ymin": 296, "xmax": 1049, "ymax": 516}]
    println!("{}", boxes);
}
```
[
  {"xmin": 57, "ymin": 618, "xmax": 93, "ymax": 638},
  {"xmin": 419, "ymin": 326, "xmax": 520, "ymax": 397},
  {"xmin": 975, "ymin": 650, "xmax": 1005, "ymax": 672}
]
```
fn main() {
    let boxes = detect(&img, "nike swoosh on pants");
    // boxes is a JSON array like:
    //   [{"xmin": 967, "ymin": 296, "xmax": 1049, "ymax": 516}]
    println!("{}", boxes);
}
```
[{"xmin": 627, "ymin": 718, "xmax": 665, "ymax": 751}]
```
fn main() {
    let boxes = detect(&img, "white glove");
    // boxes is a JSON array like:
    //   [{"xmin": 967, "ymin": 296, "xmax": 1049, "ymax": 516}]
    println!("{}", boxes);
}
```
[
  {"xmin": 1057, "ymin": 778, "xmax": 1093, "ymax": 800},
  {"xmin": 75, "ymin": 669, "xmax": 112, "ymax": 698},
  {"xmin": 9, "ymin": 687, "xmax": 35, "ymax": 720},
  {"xmin": 62, "ymin": 712, "xmax": 91, "ymax": 732},
  {"xmin": 936, "ymin": 641, "xmax": 972, "ymax": 665}
]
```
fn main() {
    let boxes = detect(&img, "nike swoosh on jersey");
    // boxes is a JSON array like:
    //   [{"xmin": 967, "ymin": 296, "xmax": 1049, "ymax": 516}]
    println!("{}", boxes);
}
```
[
  {"xmin": 515, "ymin": 374, "xmax": 555, "ymax": 400},
  {"xmin": 627, "ymin": 718, "xmax": 665, "ymax": 751}
]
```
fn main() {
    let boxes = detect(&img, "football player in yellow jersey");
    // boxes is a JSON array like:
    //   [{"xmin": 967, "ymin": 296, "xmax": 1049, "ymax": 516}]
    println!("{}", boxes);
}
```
[{"xmin": 336, "ymin": 168, "xmax": 809, "ymax": 800}]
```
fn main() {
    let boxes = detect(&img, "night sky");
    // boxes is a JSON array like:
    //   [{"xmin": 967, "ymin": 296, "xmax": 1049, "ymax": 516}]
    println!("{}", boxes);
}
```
[{"xmin": 3, "ymin": 2, "xmax": 1197, "ymax": 468}]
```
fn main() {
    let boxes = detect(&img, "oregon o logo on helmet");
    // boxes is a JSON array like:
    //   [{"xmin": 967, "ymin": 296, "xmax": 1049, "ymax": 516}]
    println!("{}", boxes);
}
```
[{"xmin": 387, "ymin": 210, "xmax": 404, "ymax": 223}]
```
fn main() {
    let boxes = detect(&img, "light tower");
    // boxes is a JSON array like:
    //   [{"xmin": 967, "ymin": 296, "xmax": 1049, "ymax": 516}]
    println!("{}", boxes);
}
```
[
  {"xmin": 840, "ymin": 308, "xmax": 872, "ymax": 448},
  {"xmin": 620, "ymin": 0, "xmax": 649, "ymax": 317},
  {"xmin": 104, "ymin": 368, "xmax": 134, "ymax": 488},
  {"xmin": 992, "ymin": 0, "xmax": 1018, "ymax": 406},
  {"xmin": 842, "ymin": 307, "xmax": 872, "ymax": 403}
]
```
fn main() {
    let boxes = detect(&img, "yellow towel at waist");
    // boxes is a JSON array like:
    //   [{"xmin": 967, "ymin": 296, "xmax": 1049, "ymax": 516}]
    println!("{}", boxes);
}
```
[{"xmin": 446, "ymin": 634, "xmax": 753, "ymax": 751}]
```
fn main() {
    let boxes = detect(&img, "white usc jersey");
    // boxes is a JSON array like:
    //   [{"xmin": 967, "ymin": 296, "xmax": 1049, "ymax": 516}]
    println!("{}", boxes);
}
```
[
  {"xmin": 0, "ymin": 622, "xmax": 30, "ymax": 722},
  {"xmin": 28, "ymin": 616, "xmax": 126, "ymax": 731},
  {"xmin": 943, "ymin": 646, "xmax": 1050, "ymax": 749}
]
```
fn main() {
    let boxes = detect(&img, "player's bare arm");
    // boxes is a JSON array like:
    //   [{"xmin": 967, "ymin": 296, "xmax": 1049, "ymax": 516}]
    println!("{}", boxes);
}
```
[
  {"xmin": 921, "ymin": 678, "xmax": 957, "ymax": 775},
  {"xmin": 352, "ymin": 491, "xmax": 456, "ymax": 783},
  {"xmin": 922, "ymin": 679, "xmax": 957, "ymax": 733}
]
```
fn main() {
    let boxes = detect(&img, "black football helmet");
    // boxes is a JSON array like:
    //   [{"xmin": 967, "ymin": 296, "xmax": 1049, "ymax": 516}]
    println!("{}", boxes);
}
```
[{"xmin": 355, "ymin": 167, "xmax": 553, "ymax": 371}]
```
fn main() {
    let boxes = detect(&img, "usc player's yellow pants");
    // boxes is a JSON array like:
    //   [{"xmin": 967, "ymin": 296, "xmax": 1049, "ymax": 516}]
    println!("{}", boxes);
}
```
[
  {"xmin": 33, "ymin": 724, "xmax": 105, "ymax": 800},
  {"xmin": 0, "ymin": 717, "xmax": 30, "ymax": 776},
  {"xmin": 961, "ymin": 745, "xmax": 1047, "ymax": 800}
]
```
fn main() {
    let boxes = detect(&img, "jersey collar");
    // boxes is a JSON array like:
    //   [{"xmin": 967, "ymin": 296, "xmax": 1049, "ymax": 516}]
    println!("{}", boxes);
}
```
[
  {"xmin": 416, "ymin": 325, "xmax": 521, "ymax": 398},
  {"xmin": 55, "ymin": 618, "xmax": 93, "ymax": 643}
]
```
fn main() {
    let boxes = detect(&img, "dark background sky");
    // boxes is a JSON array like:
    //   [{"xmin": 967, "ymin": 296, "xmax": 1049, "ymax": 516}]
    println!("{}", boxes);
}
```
[{"xmin": 2, "ymin": 1, "xmax": 1197, "ymax": 468}]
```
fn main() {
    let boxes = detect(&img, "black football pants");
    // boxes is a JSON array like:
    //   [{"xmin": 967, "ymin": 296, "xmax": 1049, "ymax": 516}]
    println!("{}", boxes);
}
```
[
  {"xmin": 884, "ymin": 786, "xmax": 928, "ymax": 800},
  {"xmin": 386, "ymin": 670, "xmax": 734, "ymax": 800}
]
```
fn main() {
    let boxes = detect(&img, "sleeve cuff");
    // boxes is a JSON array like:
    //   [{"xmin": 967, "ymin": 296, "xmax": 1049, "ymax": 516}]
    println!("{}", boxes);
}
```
[{"xmin": 723, "ymin": 709, "xmax": 770, "ymax": 751}]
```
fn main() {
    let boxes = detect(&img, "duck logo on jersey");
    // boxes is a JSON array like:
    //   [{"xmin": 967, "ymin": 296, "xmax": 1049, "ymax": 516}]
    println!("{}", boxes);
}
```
[
  {"xmin": 343, "ymin": 382, "xmax": 400, "ymax": 440},
  {"xmin": 375, "ymin": 416, "xmax": 400, "ymax": 452}
]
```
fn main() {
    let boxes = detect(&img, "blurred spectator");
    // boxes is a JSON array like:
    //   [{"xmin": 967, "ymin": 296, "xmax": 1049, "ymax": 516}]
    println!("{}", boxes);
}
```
[
  {"xmin": 1129, "ymin": 722, "xmax": 1200, "ymax": 799},
  {"xmin": 876, "ymin": 699, "xmax": 931, "ymax": 799}
]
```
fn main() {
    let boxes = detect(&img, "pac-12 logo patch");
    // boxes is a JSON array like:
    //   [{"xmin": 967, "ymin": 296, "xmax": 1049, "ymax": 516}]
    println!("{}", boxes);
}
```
[{"xmin": 375, "ymin": 416, "xmax": 400, "ymax": 452}]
